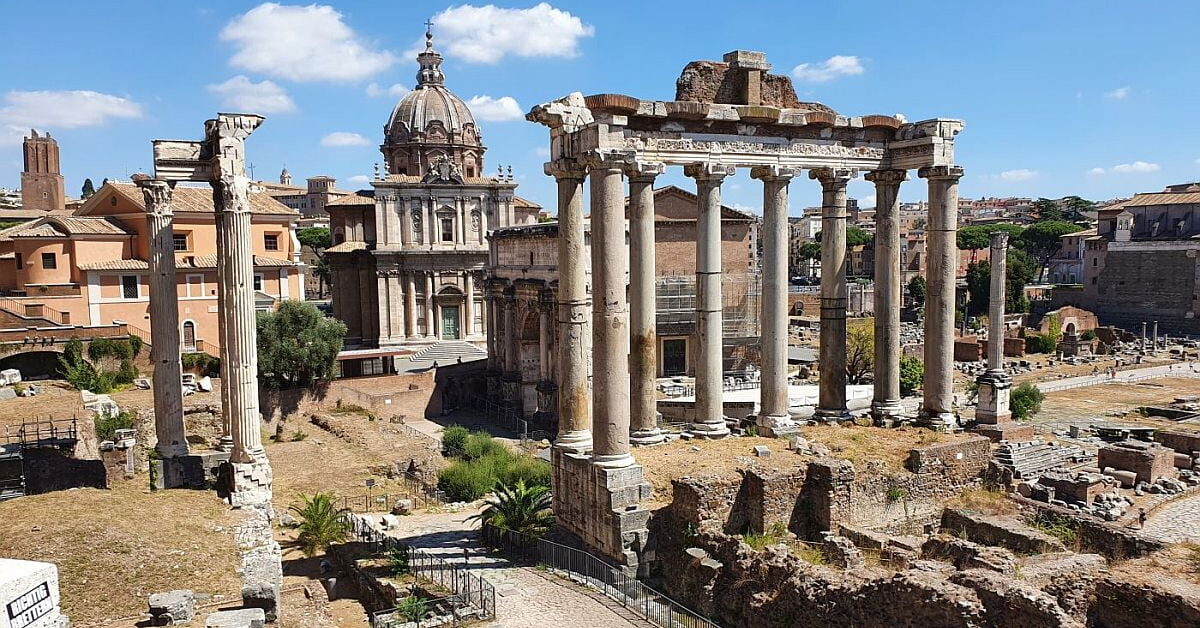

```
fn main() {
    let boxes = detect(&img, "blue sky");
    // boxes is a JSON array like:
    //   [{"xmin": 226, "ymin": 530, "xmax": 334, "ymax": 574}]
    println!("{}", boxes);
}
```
[{"xmin": 2, "ymin": 1, "xmax": 1199, "ymax": 215}]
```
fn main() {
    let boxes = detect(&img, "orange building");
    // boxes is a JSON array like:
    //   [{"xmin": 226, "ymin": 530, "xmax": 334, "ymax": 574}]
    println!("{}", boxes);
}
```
[{"xmin": 0, "ymin": 181, "xmax": 304, "ymax": 352}]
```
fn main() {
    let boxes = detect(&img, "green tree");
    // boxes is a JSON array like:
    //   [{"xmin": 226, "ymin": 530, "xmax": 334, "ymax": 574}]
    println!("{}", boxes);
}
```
[
  {"xmin": 289, "ymin": 492, "xmax": 351, "ymax": 557},
  {"xmin": 1059, "ymin": 196, "xmax": 1095, "ymax": 223},
  {"xmin": 81, "ymin": 178, "xmax": 96, "ymax": 199},
  {"xmin": 256, "ymin": 300, "xmax": 347, "ymax": 389},
  {"xmin": 798, "ymin": 241, "xmax": 822, "ymax": 261},
  {"xmin": 899, "ymin": 355, "xmax": 923, "ymax": 396},
  {"xmin": 1011, "ymin": 382, "xmax": 1045, "ymax": 421},
  {"xmin": 1017, "ymin": 220, "xmax": 1081, "ymax": 282},
  {"xmin": 1005, "ymin": 247, "xmax": 1035, "ymax": 313},
  {"xmin": 1031, "ymin": 198, "xmax": 1063, "ymax": 222},
  {"xmin": 957, "ymin": 225, "xmax": 993, "ymax": 258},
  {"xmin": 846, "ymin": 322, "xmax": 874, "ymax": 384},
  {"xmin": 907, "ymin": 276, "xmax": 926, "ymax": 307},
  {"xmin": 965, "ymin": 260, "xmax": 991, "ymax": 316},
  {"xmin": 812, "ymin": 227, "xmax": 874, "ymax": 249},
  {"xmin": 297, "ymin": 227, "xmax": 332, "ymax": 298},
  {"xmin": 468, "ymin": 480, "xmax": 554, "ymax": 536}
]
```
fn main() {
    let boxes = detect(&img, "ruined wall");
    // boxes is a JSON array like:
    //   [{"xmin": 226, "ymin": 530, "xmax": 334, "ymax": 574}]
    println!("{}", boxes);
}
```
[
  {"xmin": 1013, "ymin": 497, "xmax": 1165, "ymax": 559},
  {"xmin": 674, "ymin": 61, "xmax": 830, "ymax": 112},
  {"xmin": 1094, "ymin": 248, "xmax": 1200, "ymax": 335},
  {"xmin": 1154, "ymin": 428, "xmax": 1200, "ymax": 455},
  {"xmin": 22, "ymin": 446, "xmax": 108, "ymax": 494}
]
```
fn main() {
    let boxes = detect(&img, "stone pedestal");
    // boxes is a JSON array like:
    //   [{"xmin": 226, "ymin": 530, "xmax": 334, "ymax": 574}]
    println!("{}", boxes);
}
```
[
  {"xmin": 975, "ymin": 232, "xmax": 1012, "ymax": 428},
  {"xmin": 974, "ymin": 372, "xmax": 1012, "ymax": 425},
  {"xmin": 551, "ymin": 447, "xmax": 652, "ymax": 573},
  {"xmin": 151, "ymin": 451, "xmax": 230, "ymax": 490},
  {"xmin": 0, "ymin": 558, "xmax": 70, "ymax": 628}
]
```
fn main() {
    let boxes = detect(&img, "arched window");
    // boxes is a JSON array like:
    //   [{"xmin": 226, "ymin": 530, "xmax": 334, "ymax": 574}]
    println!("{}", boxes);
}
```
[{"xmin": 181, "ymin": 320, "xmax": 197, "ymax": 352}]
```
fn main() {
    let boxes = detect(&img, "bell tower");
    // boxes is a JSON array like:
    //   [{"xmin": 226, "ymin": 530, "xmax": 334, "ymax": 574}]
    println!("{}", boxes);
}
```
[{"xmin": 21, "ymin": 129, "xmax": 65, "ymax": 211}]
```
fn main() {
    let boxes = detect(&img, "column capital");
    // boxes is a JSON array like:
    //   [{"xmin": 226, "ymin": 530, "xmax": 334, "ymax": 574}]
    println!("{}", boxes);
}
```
[
  {"xmin": 864, "ymin": 169, "xmax": 909, "ymax": 185},
  {"xmin": 808, "ymin": 167, "xmax": 858, "ymax": 186},
  {"xmin": 623, "ymin": 160, "xmax": 665, "ymax": 182},
  {"xmin": 749, "ymin": 165, "xmax": 799, "ymax": 182},
  {"xmin": 582, "ymin": 149, "xmax": 636, "ymax": 173},
  {"xmin": 918, "ymin": 165, "xmax": 964, "ymax": 181},
  {"xmin": 683, "ymin": 162, "xmax": 736, "ymax": 182},
  {"xmin": 543, "ymin": 158, "xmax": 587, "ymax": 180},
  {"xmin": 132, "ymin": 174, "xmax": 174, "ymax": 214},
  {"xmin": 990, "ymin": 231, "xmax": 1010, "ymax": 249}
]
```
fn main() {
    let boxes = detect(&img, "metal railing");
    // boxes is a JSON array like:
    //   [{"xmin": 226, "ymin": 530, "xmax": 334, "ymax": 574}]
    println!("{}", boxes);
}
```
[
  {"xmin": 339, "ymin": 472, "xmax": 447, "ymax": 512},
  {"xmin": 2, "ymin": 418, "xmax": 78, "ymax": 446},
  {"xmin": 121, "ymin": 322, "xmax": 153, "ymax": 349},
  {"xmin": 482, "ymin": 525, "xmax": 720, "ymax": 628},
  {"xmin": 347, "ymin": 515, "xmax": 496, "ymax": 626},
  {"xmin": 661, "ymin": 375, "xmax": 762, "ymax": 399},
  {"xmin": 0, "ymin": 297, "xmax": 70, "ymax": 325}
]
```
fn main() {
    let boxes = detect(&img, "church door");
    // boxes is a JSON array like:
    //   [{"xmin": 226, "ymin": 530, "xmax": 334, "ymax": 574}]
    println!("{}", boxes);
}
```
[{"xmin": 441, "ymin": 305, "xmax": 461, "ymax": 340}]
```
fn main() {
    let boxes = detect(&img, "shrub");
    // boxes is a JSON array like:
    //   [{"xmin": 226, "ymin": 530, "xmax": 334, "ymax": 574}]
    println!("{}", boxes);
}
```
[
  {"xmin": 128, "ymin": 334, "xmax": 143, "ymax": 358},
  {"xmin": 438, "ymin": 459, "xmax": 497, "ymax": 502},
  {"xmin": 468, "ymin": 480, "xmax": 554, "ymax": 536},
  {"xmin": 1026, "ymin": 333, "xmax": 1057, "ymax": 354},
  {"xmin": 397, "ymin": 596, "xmax": 427, "ymax": 623},
  {"xmin": 88, "ymin": 338, "xmax": 134, "ymax": 361},
  {"xmin": 899, "ymin": 355, "xmax": 924, "ymax": 396},
  {"xmin": 181, "ymin": 352, "xmax": 220, "ymax": 377},
  {"xmin": 1011, "ymin": 382, "xmax": 1045, "ymax": 421},
  {"xmin": 95, "ymin": 410, "xmax": 135, "ymax": 442},
  {"xmin": 442, "ymin": 425, "xmax": 469, "ymax": 457},
  {"xmin": 388, "ymin": 545, "xmax": 410, "ymax": 577},
  {"xmin": 497, "ymin": 455, "xmax": 551, "ymax": 489},
  {"xmin": 463, "ymin": 432, "xmax": 506, "ymax": 461},
  {"xmin": 115, "ymin": 359, "xmax": 138, "ymax": 385},
  {"xmin": 289, "ymin": 492, "xmax": 351, "ymax": 557},
  {"xmin": 291, "ymin": 430, "xmax": 308, "ymax": 442},
  {"xmin": 1080, "ymin": 329, "xmax": 1097, "ymax": 341},
  {"xmin": 1029, "ymin": 512, "xmax": 1079, "ymax": 548}
]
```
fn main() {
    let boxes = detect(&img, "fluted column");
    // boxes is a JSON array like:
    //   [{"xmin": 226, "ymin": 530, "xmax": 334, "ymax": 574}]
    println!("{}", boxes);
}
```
[
  {"xmin": 424, "ymin": 272, "xmax": 436, "ymax": 339},
  {"xmin": 751, "ymin": 165, "xmax": 799, "ymax": 435},
  {"xmin": 918, "ymin": 165, "xmax": 964, "ymax": 428},
  {"xmin": 210, "ymin": 118, "xmax": 265, "ymax": 465},
  {"xmin": 404, "ymin": 272, "xmax": 417, "ymax": 338},
  {"xmin": 867, "ymin": 169, "xmax": 908, "ymax": 424},
  {"xmin": 627, "ymin": 161, "xmax": 665, "ymax": 446},
  {"xmin": 811, "ymin": 167, "xmax": 858, "ymax": 422},
  {"xmin": 464, "ymin": 271, "xmax": 475, "ymax": 337},
  {"xmin": 136, "ymin": 175, "xmax": 188, "ymax": 458},
  {"xmin": 976, "ymin": 231, "xmax": 1012, "ymax": 424},
  {"xmin": 546, "ymin": 159, "xmax": 591, "ymax": 451},
  {"xmin": 485, "ymin": 289, "xmax": 499, "ymax": 370},
  {"xmin": 586, "ymin": 153, "xmax": 634, "ymax": 467},
  {"xmin": 685, "ymin": 162, "xmax": 735, "ymax": 438}
]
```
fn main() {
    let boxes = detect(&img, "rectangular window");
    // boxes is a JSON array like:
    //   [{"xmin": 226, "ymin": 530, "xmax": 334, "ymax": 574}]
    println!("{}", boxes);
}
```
[
  {"xmin": 14, "ymin": 253, "xmax": 22, "ymax": 270},
  {"xmin": 253, "ymin": 274, "xmax": 264, "ymax": 292},
  {"xmin": 263, "ymin": 234, "xmax": 279, "ymax": 251},
  {"xmin": 186, "ymin": 274, "xmax": 204, "ymax": 298},
  {"xmin": 121, "ymin": 275, "xmax": 139, "ymax": 299},
  {"xmin": 41, "ymin": 252, "xmax": 56, "ymax": 269},
  {"xmin": 441, "ymin": 218, "xmax": 454, "ymax": 242},
  {"xmin": 172, "ymin": 233, "xmax": 189, "ymax": 251}
]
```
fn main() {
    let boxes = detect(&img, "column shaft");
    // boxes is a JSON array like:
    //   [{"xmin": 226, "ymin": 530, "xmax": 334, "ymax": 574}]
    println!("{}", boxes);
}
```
[
  {"xmin": 867, "ymin": 170, "xmax": 907, "ymax": 423},
  {"xmin": 751, "ymin": 167, "xmax": 798, "ymax": 433},
  {"xmin": 987, "ymin": 234, "xmax": 1008, "ymax": 373},
  {"xmin": 404, "ymin": 272, "xmax": 417, "ymax": 337},
  {"xmin": 138, "ymin": 178, "xmax": 188, "ymax": 457},
  {"xmin": 538, "ymin": 305, "xmax": 551, "ymax": 380},
  {"xmin": 464, "ymin": 272, "xmax": 475, "ymax": 337},
  {"xmin": 812, "ymin": 168, "xmax": 857, "ymax": 421},
  {"xmin": 425, "ymin": 272, "xmax": 436, "ymax": 338},
  {"xmin": 547, "ymin": 161, "xmax": 591, "ymax": 451},
  {"xmin": 686, "ymin": 163, "xmax": 734, "ymax": 437},
  {"xmin": 627, "ymin": 163, "xmax": 665, "ymax": 445},
  {"xmin": 919, "ymin": 165, "xmax": 965, "ymax": 427}
]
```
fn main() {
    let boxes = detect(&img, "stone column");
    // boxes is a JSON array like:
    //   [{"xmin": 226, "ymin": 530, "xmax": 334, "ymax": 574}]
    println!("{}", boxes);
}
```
[
  {"xmin": 811, "ymin": 167, "xmax": 857, "ymax": 422},
  {"xmin": 587, "ymin": 153, "xmax": 634, "ymax": 467},
  {"xmin": 976, "ymin": 231, "xmax": 1012, "ymax": 424},
  {"xmin": 685, "ymin": 162, "xmax": 735, "ymax": 438},
  {"xmin": 424, "ymin": 272, "xmax": 436, "ymax": 339},
  {"xmin": 918, "ymin": 165, "xmax": 965, "ymax": 428},
  {"xmin": 135, "ymin": 176, "xmax": 188, "ymax": 458},
  {"xmin": 404, "ymin": 272, "xmax": 417, "ymax": 338},
  {"xmin": 626, "ymin": 161, "xmax": 665, "ymax": 446},
  {"xmin": 538, "ymin": 303, "xmax": 552, "ymax": 380},
  {"xmin": 867, "ymin": 169, "xmax": 908, "ymax": 425},
  {"xmin": 751, "ymin": 165, "xmax": 799, "ymax": 436},
  {"xmin": 485, "ymin": 290, "xmax": 498, "ymax": 369},
  {"xmin": 1141, "ymin": 322, "xmax": 1147, "ymax": 352},
  {"xmin": 214, "ymin": 192, "xmax": 234, "ymax": 453},
  {"xmin": 546, "ymin": 160, "xmax": 591, "ymax": 451},
  {"xmin": 1153, "ymin": 321, "xmax": 1159, "ymax": 352},
  {"xmin": 464, "ymin": 271, "xmax": 475, "ymax": 337}
]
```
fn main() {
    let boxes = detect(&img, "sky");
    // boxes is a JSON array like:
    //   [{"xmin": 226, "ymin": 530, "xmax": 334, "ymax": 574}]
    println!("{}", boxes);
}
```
[{"xmin": 2, "ymin": 1, "xmax": 1199, "ymax": 216}]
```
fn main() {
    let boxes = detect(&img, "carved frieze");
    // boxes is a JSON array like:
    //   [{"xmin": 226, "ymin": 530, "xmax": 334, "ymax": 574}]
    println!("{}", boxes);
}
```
[{"xmin": 622, "ymin": 136, "xmax": 885, "ymax": 160}]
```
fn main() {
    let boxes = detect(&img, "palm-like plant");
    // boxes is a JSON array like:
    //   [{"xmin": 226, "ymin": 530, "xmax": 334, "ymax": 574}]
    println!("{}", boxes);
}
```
[
  {"xmin": 289, "ymin": 492, "xmax": 352, "ymax": 557},
  {"xmin": 468, "ymin": 480, "xmax": 554, "ymax": 536}
]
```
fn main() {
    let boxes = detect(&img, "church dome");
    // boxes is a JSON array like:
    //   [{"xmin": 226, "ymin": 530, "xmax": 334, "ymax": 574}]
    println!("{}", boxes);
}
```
[{"xmin": 383, "ymin": 28, "xmax": 481, "ymax": 156}]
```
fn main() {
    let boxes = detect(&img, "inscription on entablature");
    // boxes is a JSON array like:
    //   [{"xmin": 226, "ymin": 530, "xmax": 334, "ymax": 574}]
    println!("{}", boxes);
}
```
[{"xmin": 622, "ymin": 137, "xmax": 885, "ymax": 159}]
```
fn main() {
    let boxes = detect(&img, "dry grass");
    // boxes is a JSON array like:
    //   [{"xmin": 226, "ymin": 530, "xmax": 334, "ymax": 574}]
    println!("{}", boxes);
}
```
[
  {"xmin": 637, "ymin": 435, "xmax": 806, "ymax": 499},
  {"xmin": 1036, "ymin": 377, "xmax": 1200, "ymax": 429},
  {"xmin": 1109, "ymin": 544, "xmax": 1200, "ymax": 589},
  {"xmin": 0, "ymin": 479, "xmax": 241, "ymax": 625},
  {"xmin": 799, "ymin": 425, "xmax": 960, "ymax": 471},
  {"xmin": 946, "ymin": 487, "xmax": 1021, "ymax": 516}
]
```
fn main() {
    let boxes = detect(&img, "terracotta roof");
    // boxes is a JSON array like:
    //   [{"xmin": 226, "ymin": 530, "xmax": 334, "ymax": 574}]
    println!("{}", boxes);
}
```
[
  {"xmin": 1121, "ymin": 192, "xmax": 1200, "ymax": 207},
  {"xmin": 7, "ymin": 215, "xmax": 132, "ymax": 238},
  {"xmin": 513, "ymin": 196, "xmax": 541, "ymax": 209},
  {"xmin": 0, "ymin": 219, "xmax": 36, "ymax": 242},
  {"xmin": 327, "ymin": 192, "xmax": 375, "ymax": 207},
  {"xmin": 1062, "ymin": 227, "xmax": 1097, "ymax": 238},
  {"xmin": 78, "ymin": 259, "xmax": 149, "ymax": 271},
  {"xmin": 327, "ymin": 241, "xmax": 369, "ymax": 253},
  {"xmin": 78, "ymin": 255, "xmax": 294, "ymax": 272},
  {"xmin": 107, "ymin": 181, "xmax": 297, "ymax": 216}
]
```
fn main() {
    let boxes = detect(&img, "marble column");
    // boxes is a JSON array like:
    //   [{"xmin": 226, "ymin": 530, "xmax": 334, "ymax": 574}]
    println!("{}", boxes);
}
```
[
  {"xmin": 538, "ymin": 303, "xmax": 552, "ymax": 380},
  {"xmin": 546, "ymin": 159, "xmax": 591, "ymax": 451},
  {"xmin": 685, "ymin": 162, "xmax": 735, "ymax": 438},
  {"xmin": 503, "ymin": 289, "xmax": 518, "ymax": 374},
  {"xmin": 811, "ymin": 167, "xmax": 857, "ymax": 422},
  {"xmin": 867, "ymin": 169, "xmax": 908, "ymax": 425},
  {"xmin": 214, "ymin": 182, "xmax": 234, "ymax": 453},
  {"xmin": 135, "ymin": 175, "xmax": 188, "ymax": 458},
  {"xmin": 404, "ymin": 272, "xmax": 417, "ymax": 338},
  {"xmin": 424, "ymin": 272, "xmax": 436, "ymax": 339},
  {"xmin": 208, "ymin": 115, "xmax": 267, "ymax": 479},
  {"xmin": 918, "ymin": 165, "xmax": 965, "ymax": 428},
  {"xmin": 588, "ymin": 154, "xmax": 634, "ymax": 467},
  {"xmin": 485, "ymin": 291, "xmax": 498, "ymax": 370},
  {"xmin": 627, "ymin": 161, "xmax": 666, "ymax": 446},
  {"xmin": 1153, "ymin": 321, "xmax": 1159, "ymax": 352},
  {"xmin": 751, "ymin": 165, "xmax": 799, "ymax": 436},
  {"xmin": 976, "ymin": 231, "xmax": 1012, "ymax": 423},
  {"xmin": 464, "ymin": 271, "xmax": 475, "ymax": 337}
]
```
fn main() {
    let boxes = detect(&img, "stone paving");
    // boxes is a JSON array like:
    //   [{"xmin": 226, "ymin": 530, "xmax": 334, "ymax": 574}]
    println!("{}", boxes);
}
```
[
  {"xmin": 1140, "ymin": 493, "xmax": 1200, "ymax": 544},
  {"xmin": 377, "ymin": 509, "xmax": 646, "ymax": 628}
]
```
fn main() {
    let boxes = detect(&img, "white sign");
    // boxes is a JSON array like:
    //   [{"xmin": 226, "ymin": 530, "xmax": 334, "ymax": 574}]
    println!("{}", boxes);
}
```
[{"xmin": 6, "ymin": 583, "xmax": 51, "ymax": 628}]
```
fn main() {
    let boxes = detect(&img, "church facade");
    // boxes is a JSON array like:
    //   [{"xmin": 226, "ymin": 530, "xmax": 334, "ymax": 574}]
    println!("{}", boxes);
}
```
[{"xmin": 327, "ymin": 29, "xmax": 539, "ymax": 376}]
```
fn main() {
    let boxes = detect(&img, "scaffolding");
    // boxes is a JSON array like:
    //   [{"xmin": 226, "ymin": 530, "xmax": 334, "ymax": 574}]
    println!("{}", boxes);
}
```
[{"xmin": 655, "ymin": 271, "xmax": 761, "ymax": 372}]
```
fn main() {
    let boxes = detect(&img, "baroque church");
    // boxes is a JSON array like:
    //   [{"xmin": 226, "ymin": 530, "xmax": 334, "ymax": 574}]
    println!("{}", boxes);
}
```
[{"xmin": 327, "ymin": 29, "xmax": 540, "ymax": 376}]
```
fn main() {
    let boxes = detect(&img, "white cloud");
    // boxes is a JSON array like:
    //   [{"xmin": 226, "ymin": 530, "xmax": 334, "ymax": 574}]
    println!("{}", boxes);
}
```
[
  {"xmin": 859, "ymin": 194, "xmax": 876, "ymax": 208},
  {"xmin": 534, "ymin": 146, "xmax": 550, "ymax": 158},
  {"xmin": 207, "ymin": 75, "xmax": 296, "ymax": 114},
  {"xmin": 427, "ymin": 3, "xmax": 594, "ymax": 64},
  {"xmin": 1089, "ymin": 161, "xmax": 1160, "ymax": 175},
  {"xmin": 0, "ymin": 90, "xmax": 143, "ymax": 144},
  {"xmin": 320, "ymin": 131, "xmax": 370, "ymax": 148},
  {"xmin": 466, "ymin": 95, "xmax": 524, "ymax": 122},
  {"xmin": 366, "ymin": 82, "xmax": 409, "ymax": 98},
  {"xmin": 999, "ymin": 169, "xmax": 1038, "ymax": 182},
  {"xmin": 1105, "ymin": 86, "xmax": 1130, "ymax": 100},
  {"xmin": 791, "ymin": 55, "xmax": 864, "ymax": 83},
  {"xmin": 221, "ymin": 3, "xmax": 396, "ymax": 82},
  {"xmin": 347, "ymin": 175, "xmax": 370, "ymax": 184}
]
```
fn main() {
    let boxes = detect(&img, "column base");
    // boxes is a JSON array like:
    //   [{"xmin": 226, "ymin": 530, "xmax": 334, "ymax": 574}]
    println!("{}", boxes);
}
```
[
  {"xmin": 975, "ymin": 372, "xmax": 1012, "ymax": 425},
  {"xmin": 219, "ymin": 459, "xmax": 274, "ymax": 508},
  {"xmin": 814, "ymin": 406, "xmax": 853, "ymax": 423},
  {"xmin": 592, "ymin": 452, "xmax": 636, "ymax": 469},
  {"xmin": 687, "ymin": 420, "xmax": 730, "ymax": 439},
  {"xmin": 630, "ymin": 427, "xmax": 667, "ymax": 446},
  {"xmin": 151, "ymin": 451, "xmax": 230, "ymax": 490},
  {"xmin": 917, "ymin": 407, "xmax": 958, "ymax": 431},
  {"xmin": 756, "ymin": 413, "xmax": 800, "ymax": 438},
  {"xmin": 218, "ymin": 436, "xmax": 234, "ymax": 453},
  {"xmin": 554, "ymin": 429, "xmax": 593, "ymax": 453},
  {"xmin": 870, "ymin": 399, "xmax": 906, "ymax": 427}
]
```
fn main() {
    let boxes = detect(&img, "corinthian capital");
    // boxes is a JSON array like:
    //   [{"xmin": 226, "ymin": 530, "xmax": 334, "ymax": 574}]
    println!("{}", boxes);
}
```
[
  {"xmin": 918, "ymin": 165, "xmax": 964, "ymax": 181},
  {"xmin": 623, "ymin": 160, "xmax": 665, "ymax": 182},
  {"xmin": 581, "ymin": 149, "xmax": 635, "ymax": 173},
  {"xmin": 749, "ymin": 165, "xmax": 799, "ymax": 182},
  {"xmin": 543, "ymin": 158, "xmax": 587, "ymax": 181},
  {"xmin": 132, "ymin": 173, "xmax": 174, "ymax": 214},
  {"xmin": 683, "ymin": 162, "xmax": 735, "ymax": 182},
  {"xmin": 809, "ymin": 167, "xmax": 858, "ymax": 190},
  {"xmin": 864, "ymin": 169, "xmax": 908, "ymax": 185}
]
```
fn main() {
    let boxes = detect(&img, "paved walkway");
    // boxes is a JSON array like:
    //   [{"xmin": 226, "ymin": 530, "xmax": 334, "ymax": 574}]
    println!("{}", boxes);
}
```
[
  {"xmin": 1140, "ymin": 493, "xmax": 1200, "ymax": 544},
  {"xmin": 1034, "ymin": 363, "xmax": 1200, "ymax": 393},
  {"xmin": 374, "ymin": 509, "xmax": 646, "ymax": 628}
]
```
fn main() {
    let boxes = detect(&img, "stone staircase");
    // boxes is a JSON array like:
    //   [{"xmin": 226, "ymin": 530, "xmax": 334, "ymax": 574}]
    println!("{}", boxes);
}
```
[
  {"xmin": 399, "ymin": 341, "xmax": 488, "ymax": 371},
  {"xmin": 994, "ymin": 440, "xmax": 1092, "ymax": 479}
]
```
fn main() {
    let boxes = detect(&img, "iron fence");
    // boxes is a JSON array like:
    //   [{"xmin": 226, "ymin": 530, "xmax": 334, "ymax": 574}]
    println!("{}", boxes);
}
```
[
  {"xmin": 339, "ymin": 472, "xmax": 447, "ymax": 513},
  {"xmin": 481, "ymin": 525, "xmax": 720, "ymax": 628},
  {"xmin": 661, "ymin": 375, "xmax": 762, "ymax": 399},
  {"xmin": 347, "ymin": 515, "xmax": 496, "ymax": 626},
  {"xmin": 370, "ymin": 593, "xmax": 478, "ymax": 628}
]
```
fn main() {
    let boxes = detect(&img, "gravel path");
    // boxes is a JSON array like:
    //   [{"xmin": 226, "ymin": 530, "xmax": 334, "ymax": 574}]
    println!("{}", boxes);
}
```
[{"xmin": 1141, "ymin": 493, "xmax": 1200, "ymax": 544}]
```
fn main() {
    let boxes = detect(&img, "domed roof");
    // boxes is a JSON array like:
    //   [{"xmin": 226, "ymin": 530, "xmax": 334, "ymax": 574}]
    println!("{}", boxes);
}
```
[{"xmin": 385, "ymin": 29, "xmax": 478, "ymax": 142}]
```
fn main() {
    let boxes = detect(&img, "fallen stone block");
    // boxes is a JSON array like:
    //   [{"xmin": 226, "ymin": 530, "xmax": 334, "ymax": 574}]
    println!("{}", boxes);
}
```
[
  {"xmin": 205, "ymin": 608, "xmax": 266, "ymax": 628},
  {"xmin": 148, "ymin": 589, "xmax": 196, "ymax": 625},
  {"xmin": 753, "ymin": 445, "xmax": 771, "ymax": 457}
]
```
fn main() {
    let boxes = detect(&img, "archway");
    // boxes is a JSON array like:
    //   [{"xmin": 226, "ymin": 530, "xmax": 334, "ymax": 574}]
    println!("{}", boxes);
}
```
[
  {"xmin": 0, "ymin": 350, "xmax": 66, "ymax": 380},
  {"xmin": 435, "ymin": 285, "xmax": 464, "ymax": 340}
]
